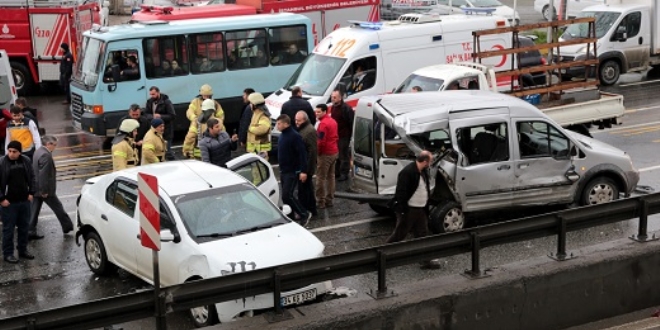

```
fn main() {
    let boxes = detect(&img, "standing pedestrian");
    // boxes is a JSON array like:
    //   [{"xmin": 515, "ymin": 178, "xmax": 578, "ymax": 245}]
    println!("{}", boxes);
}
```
[
  {"xmin": 295, "ymin": 111, "xmax": 317, "ymax": 217},
  {"xmin": 1, "ymin": 141, "xmax": 37, "ymax": 263},
  {"xmin": 183, "ymin": 84, "xmax": 224, "ymax": 159},
  {"xmin": 199, "ymin": 118, "xmax": 238, "ymax": 168},
  {"xmin": 28, "ymin": 135, "xmax": 74, "ymax": 240},
  {"xmin": 237, "ymin": 88, "xmax": 255, "ymax": 155},
  {"xmin": 14, "ymin": 97, "xmax": 41, "ymax": 134},
  {"xmin": 0, "ymin": 108, "xmax": 12, "ymax": 155},
  {"xmin": 145, "ymin": 86, "xmax": 176, "ymax": 160},
  {"xmin": 329, "ymin": 89, "xmax": 353, "ymax": 181},
  {"xmin": 277, "ymin": 114, "xmax": 311, "ymax": 226},
  {"xmin": 6, "ymin": 105, "xmax": 41, "ymax": 159},
  {"xmin": 60, "ymin": 43, "xmax": 74, "ymax": 105},
  {"xmin": 142, "ymin": 118, "xmax": 167, "ymax": 165},
  {"xmin": 281, "ymin": 86, "xmax": 316, "ymax": 126},
  {"xmin": 118, "ymin": 104, "xmax": 150, "ymax": 163},
  {"xmin": 111, "ymin": 119, "xmax": 139, "ymax": 171},
  {"xmin": 246, "ymin": 92, "xmax": 271, "ymax": 159},
  {"xmin": 314, "ymin": 104, "xmax": 338, "ymax": 209},
  {"xmin": 386, "ymin": 150, "xmax": 441, "ymax": 269}
]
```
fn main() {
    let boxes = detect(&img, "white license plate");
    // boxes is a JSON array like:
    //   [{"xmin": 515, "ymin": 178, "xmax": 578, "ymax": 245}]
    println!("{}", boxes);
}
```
[
  {"xmin": 281, "ymin": 288, "xmax": 317, "ymax": 306},
  {"xmin": 355, "ymin": 167, "xmax": 372, "ymax": 178}
]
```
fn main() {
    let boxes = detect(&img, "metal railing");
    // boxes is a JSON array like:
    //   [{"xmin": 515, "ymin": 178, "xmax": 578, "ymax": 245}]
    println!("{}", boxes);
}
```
[{"xmin": 2, "ymin": 192, "xmax": 660, "ymax": 330}]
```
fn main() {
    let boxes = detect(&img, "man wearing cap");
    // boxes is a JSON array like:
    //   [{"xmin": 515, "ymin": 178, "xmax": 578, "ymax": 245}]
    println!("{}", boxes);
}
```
[
  {"xmin": 183, "ymin": 84, "xmax": 224, "ymax": 159},
  {"xmin": 246, "ymin": 92, "xmax": 272, "ymax": 159},
  {"xmin": 112, "ymin": 119, "xmax": 139, "ymax": 171},
  {"xmin": 199, "ymin": 118, "xmax": 238, "ymax": 168},
  {"xmin": 1, "ymin": 141, "xmax": 37, "ymax": 264},
  {"xmin": 60, "ymin": 43, "xmax": 74, "ymax": 105},
  {"xmin": 142, "ymin": 118, "xmax": 166, "ymax": 165}
]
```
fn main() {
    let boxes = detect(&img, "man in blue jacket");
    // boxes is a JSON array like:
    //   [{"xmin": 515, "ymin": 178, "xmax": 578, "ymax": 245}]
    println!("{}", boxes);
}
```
[{"xmin": 276, "ymin": 114, "xmax": 311, "ymax": 227}]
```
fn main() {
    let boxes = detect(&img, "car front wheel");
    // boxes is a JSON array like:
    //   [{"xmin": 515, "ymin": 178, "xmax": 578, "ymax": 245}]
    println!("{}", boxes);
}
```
[
  {"xmin": 599, "ymin": 60, "xmax": 620, "ymax": 86},
  {"xmin": 189, "ymin": 299, "xmax": 218, "ymax": 327},
  {"xmin": 429, "ymin": 201, "xmax": 465, "ymax": 234},
  {"xmin": 581, "ymin": 177, "xmax": 619, "ymax": 206},
  {"xmin": 84, "ymin": 232, "xmax": 116, "ymax": 276}
]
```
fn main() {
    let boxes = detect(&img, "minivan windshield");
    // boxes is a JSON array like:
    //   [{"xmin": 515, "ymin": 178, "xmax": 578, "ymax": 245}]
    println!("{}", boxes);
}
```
[
  {"xmin": 562, "ymin": 11, "xmax": 620, "ymax": 40},
  {"xmin": 174, "ymin": 183, "xmax": 287, "ymax": 239},
  {"xmin": 282, "ymin": 53, "xmax": 346, "ymax": 96},
  {"xmin": 73, "ymin": 36, "xmax": 105, "ymax": 88}
]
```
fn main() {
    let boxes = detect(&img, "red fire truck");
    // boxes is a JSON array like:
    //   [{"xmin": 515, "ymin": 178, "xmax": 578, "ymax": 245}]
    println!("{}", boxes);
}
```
[
  {"xmin": 0, "ymin": 0, "xmax": 101, "ymax": 95},
  {"xmin": 133, "ymin": 0, "xmax": 380, "ymax": 45}
]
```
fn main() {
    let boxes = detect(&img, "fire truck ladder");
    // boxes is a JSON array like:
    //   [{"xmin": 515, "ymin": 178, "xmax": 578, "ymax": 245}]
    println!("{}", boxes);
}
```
[{"xmin": 471, "ymin": 17, "xmax": 598, "ymax": 98}]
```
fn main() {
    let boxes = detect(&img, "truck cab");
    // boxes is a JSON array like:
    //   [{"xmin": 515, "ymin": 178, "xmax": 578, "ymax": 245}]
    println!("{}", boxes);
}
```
[
  {"xmin": 350, "ymin": 91, "xmax": 639, "ymax": 233},
  {"xmin": 558, "ymin": 0, "xmax": 660, "ymax": 85}
]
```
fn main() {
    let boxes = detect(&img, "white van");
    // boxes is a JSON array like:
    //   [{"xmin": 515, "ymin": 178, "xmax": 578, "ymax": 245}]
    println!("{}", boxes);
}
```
[
  {"xmin": 348, "ymin": 91, "xmax": 639, "ymax": 233},
  {"xmin": 0, "ymin": 50, "xmax": 18, "ymax": 110},
  {"xmin": 265, "ymin": 13, "xmax": 514, "ymax": 127}
]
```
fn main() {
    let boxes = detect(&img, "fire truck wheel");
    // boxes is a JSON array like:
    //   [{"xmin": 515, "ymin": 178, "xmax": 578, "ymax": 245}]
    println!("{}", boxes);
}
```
[{"xmin": 10, "ymin": 61, "xmax": 35, "ymax": 96}]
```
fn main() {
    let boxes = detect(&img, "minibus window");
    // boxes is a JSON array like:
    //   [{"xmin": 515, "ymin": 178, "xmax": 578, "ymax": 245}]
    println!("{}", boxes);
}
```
[
  {"xmin": 270, "ymin": 25, "xmax": 308, "ymax": 66},
  {"xmin": 143, "ymin": 36, "xmax": 189, "ymax": 79},
  {"xmin": 190, "ymin": 32, "xmax": 226, "ymax": 74}
]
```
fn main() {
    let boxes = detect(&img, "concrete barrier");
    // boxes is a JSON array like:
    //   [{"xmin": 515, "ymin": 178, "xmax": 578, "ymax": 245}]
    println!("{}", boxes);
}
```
[{"xmin": 210, "ymin": 237, "xmax": 660, "ymax": 330}]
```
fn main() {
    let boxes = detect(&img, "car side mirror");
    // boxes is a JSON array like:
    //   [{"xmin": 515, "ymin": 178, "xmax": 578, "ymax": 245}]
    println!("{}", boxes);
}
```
[
  {"xmin": 570, "ymin": 145, "xmax": 578, "ymax": 157},
  {"xmin": 109, "ymin": 64, "xmax": 120, "ymax": 92},
  {"xmin": 281, "ymin": 204, "xmax": 292, "ymax": 217},
  {"xmin": 160, "ymin": 229, "xmax": 180, "ymax": 243}
]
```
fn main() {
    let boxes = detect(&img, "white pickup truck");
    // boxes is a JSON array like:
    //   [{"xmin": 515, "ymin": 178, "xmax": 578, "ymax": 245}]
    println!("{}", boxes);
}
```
[{"xmin": 394, "ymin": 62, "xmax": 626, "ymax": 136}]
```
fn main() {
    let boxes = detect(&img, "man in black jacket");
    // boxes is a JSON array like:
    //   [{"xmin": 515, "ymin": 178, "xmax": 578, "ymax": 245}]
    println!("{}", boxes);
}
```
[
  {"xmin": 386, "ymin": 150, "xmax": 441, "ymax": 269},
  {"xmin": 145, "ymin": 86, "xmax": 176, "ymax": 160},
  {"xmin": 276, "ymin": 114, "xmax": 310, "ymax": 227},
  {"xmin": 281, "ymin": 87, "xmax": 315, "ymax": 127},
  {"xmin": 295, "ymin": 111, "xmax": 317, "ymax": 217},
  {"xmin": 237, "ymin": 88, "xmax": 255, "ymax": 155},
  {"xmin": 1, "ymin": 141, "xmax": 37, "ymax": 263},
  {"xmin": 199, "ymin": 118, "xmax": 238, "ymax": 168},
  {"xmin": 60, "ymin": 43, "xmax": 74, "ymax": 105}
]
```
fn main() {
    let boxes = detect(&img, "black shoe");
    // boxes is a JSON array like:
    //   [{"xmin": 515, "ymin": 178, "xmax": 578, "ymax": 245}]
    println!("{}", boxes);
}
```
[
  {"xmin": 3, "ymin": 255, "xmax": 18, "ymax": 264},
  {"xmin": 18, "ymin": 252, "xmax": 35, "ymax": 260},
  {"xmin": 28, "ymin": 233, "xmax": 45, "ymax": 240}
]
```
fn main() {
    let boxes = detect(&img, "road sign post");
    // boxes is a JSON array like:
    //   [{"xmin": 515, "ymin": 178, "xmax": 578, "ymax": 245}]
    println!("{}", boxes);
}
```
[{"xmin": 138, "ymin": 173, "xmax": 165, "ymax": 330}]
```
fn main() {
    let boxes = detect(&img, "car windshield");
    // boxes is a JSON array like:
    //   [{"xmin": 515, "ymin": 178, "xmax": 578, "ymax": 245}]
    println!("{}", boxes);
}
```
[
  {"xmin": 73, "ymin": 36, "xmax": 105, "ymax": 88},
  {"xmin": 394, "ymin": 74, "xmax": 444, "ymax": 93},
  {"xmin": 562, "ymin": 11, "xmax": 620, "ymax": 39},
  {"xmin": 282, "ymin": 53, "xmax": 346, "ymax": 96},
  {"xmin": 470, "ymin": 0, "xmax": 503, "ymax": 7},
  {"xmin": 173, "ymin": 183, "xmax": 287, "ymax": 239}
]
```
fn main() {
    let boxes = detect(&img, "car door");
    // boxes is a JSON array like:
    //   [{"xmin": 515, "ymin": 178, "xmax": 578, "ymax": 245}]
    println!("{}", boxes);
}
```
[
  {"xmin": 449, "ymin": 114, "xmax": 515, "ymax": 212},
  {"xmin": 227, "ymin": 153, "xmax": 280, "ymax": 205},
  {"xmin": 611, "ymin": 11, "xmax": 650, "ymax": 71},
  {"xmin": 511, "ymin": 120, "xmax": 576, "ymax": 206},
  {"xmin": 102, "ymin": 43, "xmax": 147, "ymax": 115},
  {"xmin": 103, "ymin": 179, "xmax": 140, "ymax": 275}
]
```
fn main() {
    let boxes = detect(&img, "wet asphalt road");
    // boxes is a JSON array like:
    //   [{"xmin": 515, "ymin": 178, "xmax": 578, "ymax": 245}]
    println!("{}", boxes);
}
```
[{"xmin": 3, "ymin": 3, "xmax": 660, "ymax": 329}]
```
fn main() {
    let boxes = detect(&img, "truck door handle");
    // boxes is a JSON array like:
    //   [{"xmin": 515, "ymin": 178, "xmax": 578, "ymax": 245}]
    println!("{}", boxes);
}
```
[
  {"xmin": 639, "ymin": 37, "xmax": 643, "ymax": 45},
  {"xmin": 518, "ymin": 163, "xmax": 529, "ymax": 169},
  {"xmin": 101, "ymin": 214, "xmax": 108, "ymax": 221},
  {"xmin": 137, "ymin": 86, "xmax": 145, "ymax": 91},
  {"xmin": 497, "ymin": 165, "xmax": 510, "ymax": 170},
  {"xmin": 269, "ymin": 190, "xmax": 276, "ymax": 196},
  {"xmin": 383, "ymin": 160, "xmax": 398, "ymax": 165}
]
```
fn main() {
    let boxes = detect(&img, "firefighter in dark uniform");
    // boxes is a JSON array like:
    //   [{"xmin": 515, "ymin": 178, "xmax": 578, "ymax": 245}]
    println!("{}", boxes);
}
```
[{"xmin": 60, "ymin": 43, "xmax": 74, "ymax": 105}]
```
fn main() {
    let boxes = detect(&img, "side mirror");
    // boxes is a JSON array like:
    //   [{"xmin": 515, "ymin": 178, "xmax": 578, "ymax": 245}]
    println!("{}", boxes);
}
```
[
  {"xmin": 281, "ymin": 204, "xmax": 292, "ymax": 216},
  {"xmin": 570, "ymin": 145, "xmax": 578, "ymax": 157},
  {"xmin": 160, "ymin": 229, "xmax": 181, "ymax": 243},
  {"xmin": 109, "ymin": 64, "xmax": 120, "ymax": 92}
]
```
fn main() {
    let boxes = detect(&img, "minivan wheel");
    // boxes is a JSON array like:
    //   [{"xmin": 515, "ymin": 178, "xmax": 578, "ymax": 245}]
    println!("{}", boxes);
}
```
[
  {"xmin": 429, "ymin": 201, "xmax": 465, "ymax": 234},
  {"xmin": 84, "ymin": 232, "xmax": 116, "ymax": 276},
  {"xmin": 581, "ymin": 177, "xmax": 619, "ymax": 206},
  {"xmin": 599, "ymin": 60, "xmax": 620, "ymax": 86},
  {"xmin": 190, "ymin": 302, "xmax": 218, "ymax": 327},
  {"xmin": 542, "ymin": 5, "xmax": 556, "ymax": 21}
]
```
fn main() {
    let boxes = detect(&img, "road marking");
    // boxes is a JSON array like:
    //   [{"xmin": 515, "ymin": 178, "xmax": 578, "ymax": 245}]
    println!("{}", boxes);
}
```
[
  {"xmin": 594, "ymin": 121, "xmax": 660, "ymax": 134},
  {"xmin": 309, "ymin": 216, "xmax": 389, "ymax": 233},
  {"xmin": 624, "ymin": 105, "xmax": 660, "ymax": 114},
  {"xmin": 619, "ymin": 79, "xmax": 660, "ymax": 87},
  {"xmin": 639, "ymin": 165, "xmax": 660, "ymax": 173}
]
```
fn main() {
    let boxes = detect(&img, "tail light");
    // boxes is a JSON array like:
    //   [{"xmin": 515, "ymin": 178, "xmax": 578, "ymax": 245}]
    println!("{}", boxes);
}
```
[{"xmin": 541, "ymin": 57, "xmax": 547, "ymax": 65}]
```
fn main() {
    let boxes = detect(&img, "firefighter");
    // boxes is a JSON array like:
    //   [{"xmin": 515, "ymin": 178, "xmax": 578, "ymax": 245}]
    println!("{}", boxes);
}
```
[
  {"xmin": 111, "ymin": 119, "xmax": 139, "ymax": 171},
  {"xmin": 142, "ymin": 118, "xmax": 167, "ymax": 165},
  {"xmin": 182, "ymin": 84, "xmax": 224, "ymax": 159},
  {"xmin": 246, "ymin": 92, "xmax": 271, "ymax": 160}
]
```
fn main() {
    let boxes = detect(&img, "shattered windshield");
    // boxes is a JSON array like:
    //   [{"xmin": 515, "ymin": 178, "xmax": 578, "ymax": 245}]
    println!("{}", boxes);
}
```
[
  {"xmin": 562, "ymin": 11, "xmax": 620, "ymax": 39},
  {"xmin": 73, "ymin": 36, "xmax": 105, "ymax": 88}
]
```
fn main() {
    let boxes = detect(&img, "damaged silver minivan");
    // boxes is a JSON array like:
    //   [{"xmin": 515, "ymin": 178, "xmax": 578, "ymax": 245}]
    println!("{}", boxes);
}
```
[{"xmin": 348, "ymin": 91, "xmax": 639, "ymax": 233}]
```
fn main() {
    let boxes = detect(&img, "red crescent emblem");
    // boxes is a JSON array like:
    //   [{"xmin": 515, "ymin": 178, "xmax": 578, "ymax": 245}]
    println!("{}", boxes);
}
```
[{"xmin": 492, "ymin": 44, "xmax": 507, "ymax": 68}]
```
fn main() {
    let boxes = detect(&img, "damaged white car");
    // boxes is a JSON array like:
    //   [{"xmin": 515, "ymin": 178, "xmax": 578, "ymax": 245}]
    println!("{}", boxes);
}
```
[{"xmin": 347, "ymin": 91, "xmax": 639, "ymax": 233}]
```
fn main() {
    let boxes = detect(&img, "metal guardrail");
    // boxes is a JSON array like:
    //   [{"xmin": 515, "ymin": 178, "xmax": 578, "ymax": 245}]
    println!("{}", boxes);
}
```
[{"xmin": 2, "ymin": 192, "xmax": 660, "ymax": 329}]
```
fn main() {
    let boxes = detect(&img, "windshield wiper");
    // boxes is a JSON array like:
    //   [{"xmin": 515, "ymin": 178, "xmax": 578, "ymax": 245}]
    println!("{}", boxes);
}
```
[
  {"xmin": 235, "ymin": 224, "xmax": 276, "ymax": 235},
  {"xmin": 196, "ymin": 232, "xmax": 235, "ymax": 238}
]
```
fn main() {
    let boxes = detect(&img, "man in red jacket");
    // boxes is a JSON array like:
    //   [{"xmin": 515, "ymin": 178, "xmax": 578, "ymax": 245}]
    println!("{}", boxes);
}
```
[{"xmin": 314, "ymin": 104, "xmax": 339, "ymax": 209}]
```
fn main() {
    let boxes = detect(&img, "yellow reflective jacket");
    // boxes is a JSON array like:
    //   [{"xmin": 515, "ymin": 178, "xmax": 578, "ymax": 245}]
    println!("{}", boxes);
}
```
[
  {"xmin": 112, "ymin": 138, "xmax": 138, "ymax": 171},
  {"xmin": 246, "ymin": 108, "xmax": 271, "ymax": 153},
  {"xmin": 186, "ymin": 97, "xmax": 224, "ymax": 133},
  {"xmin": 142, "ymin": 128, "xmax": 166, "ymax": 165}
]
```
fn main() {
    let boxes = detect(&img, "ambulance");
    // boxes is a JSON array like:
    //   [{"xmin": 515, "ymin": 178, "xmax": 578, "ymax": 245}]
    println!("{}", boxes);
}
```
[{"xmin": 265, "ymin": 12, "xmax": 513, "ymax": 127}]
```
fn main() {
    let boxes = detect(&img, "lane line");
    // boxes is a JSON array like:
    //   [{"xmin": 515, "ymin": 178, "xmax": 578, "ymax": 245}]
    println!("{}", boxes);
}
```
[
  {"xmin": 309, "ymin": 216, "xmax": 390, "ymax": 233},
  {"xmin": 593, "ymin": 120, "xmax": 660, "ymax": 134},
  {"xmin": 639, "ymin": 165, "xmax": 660, "ymax": 173},
  {"xmin": 624, "ymin": 105, "xmax": 660, "ymax": 114},
  {"xmin": 619, "ymin": 79, "xmax": 660, "ymax": 87}
]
